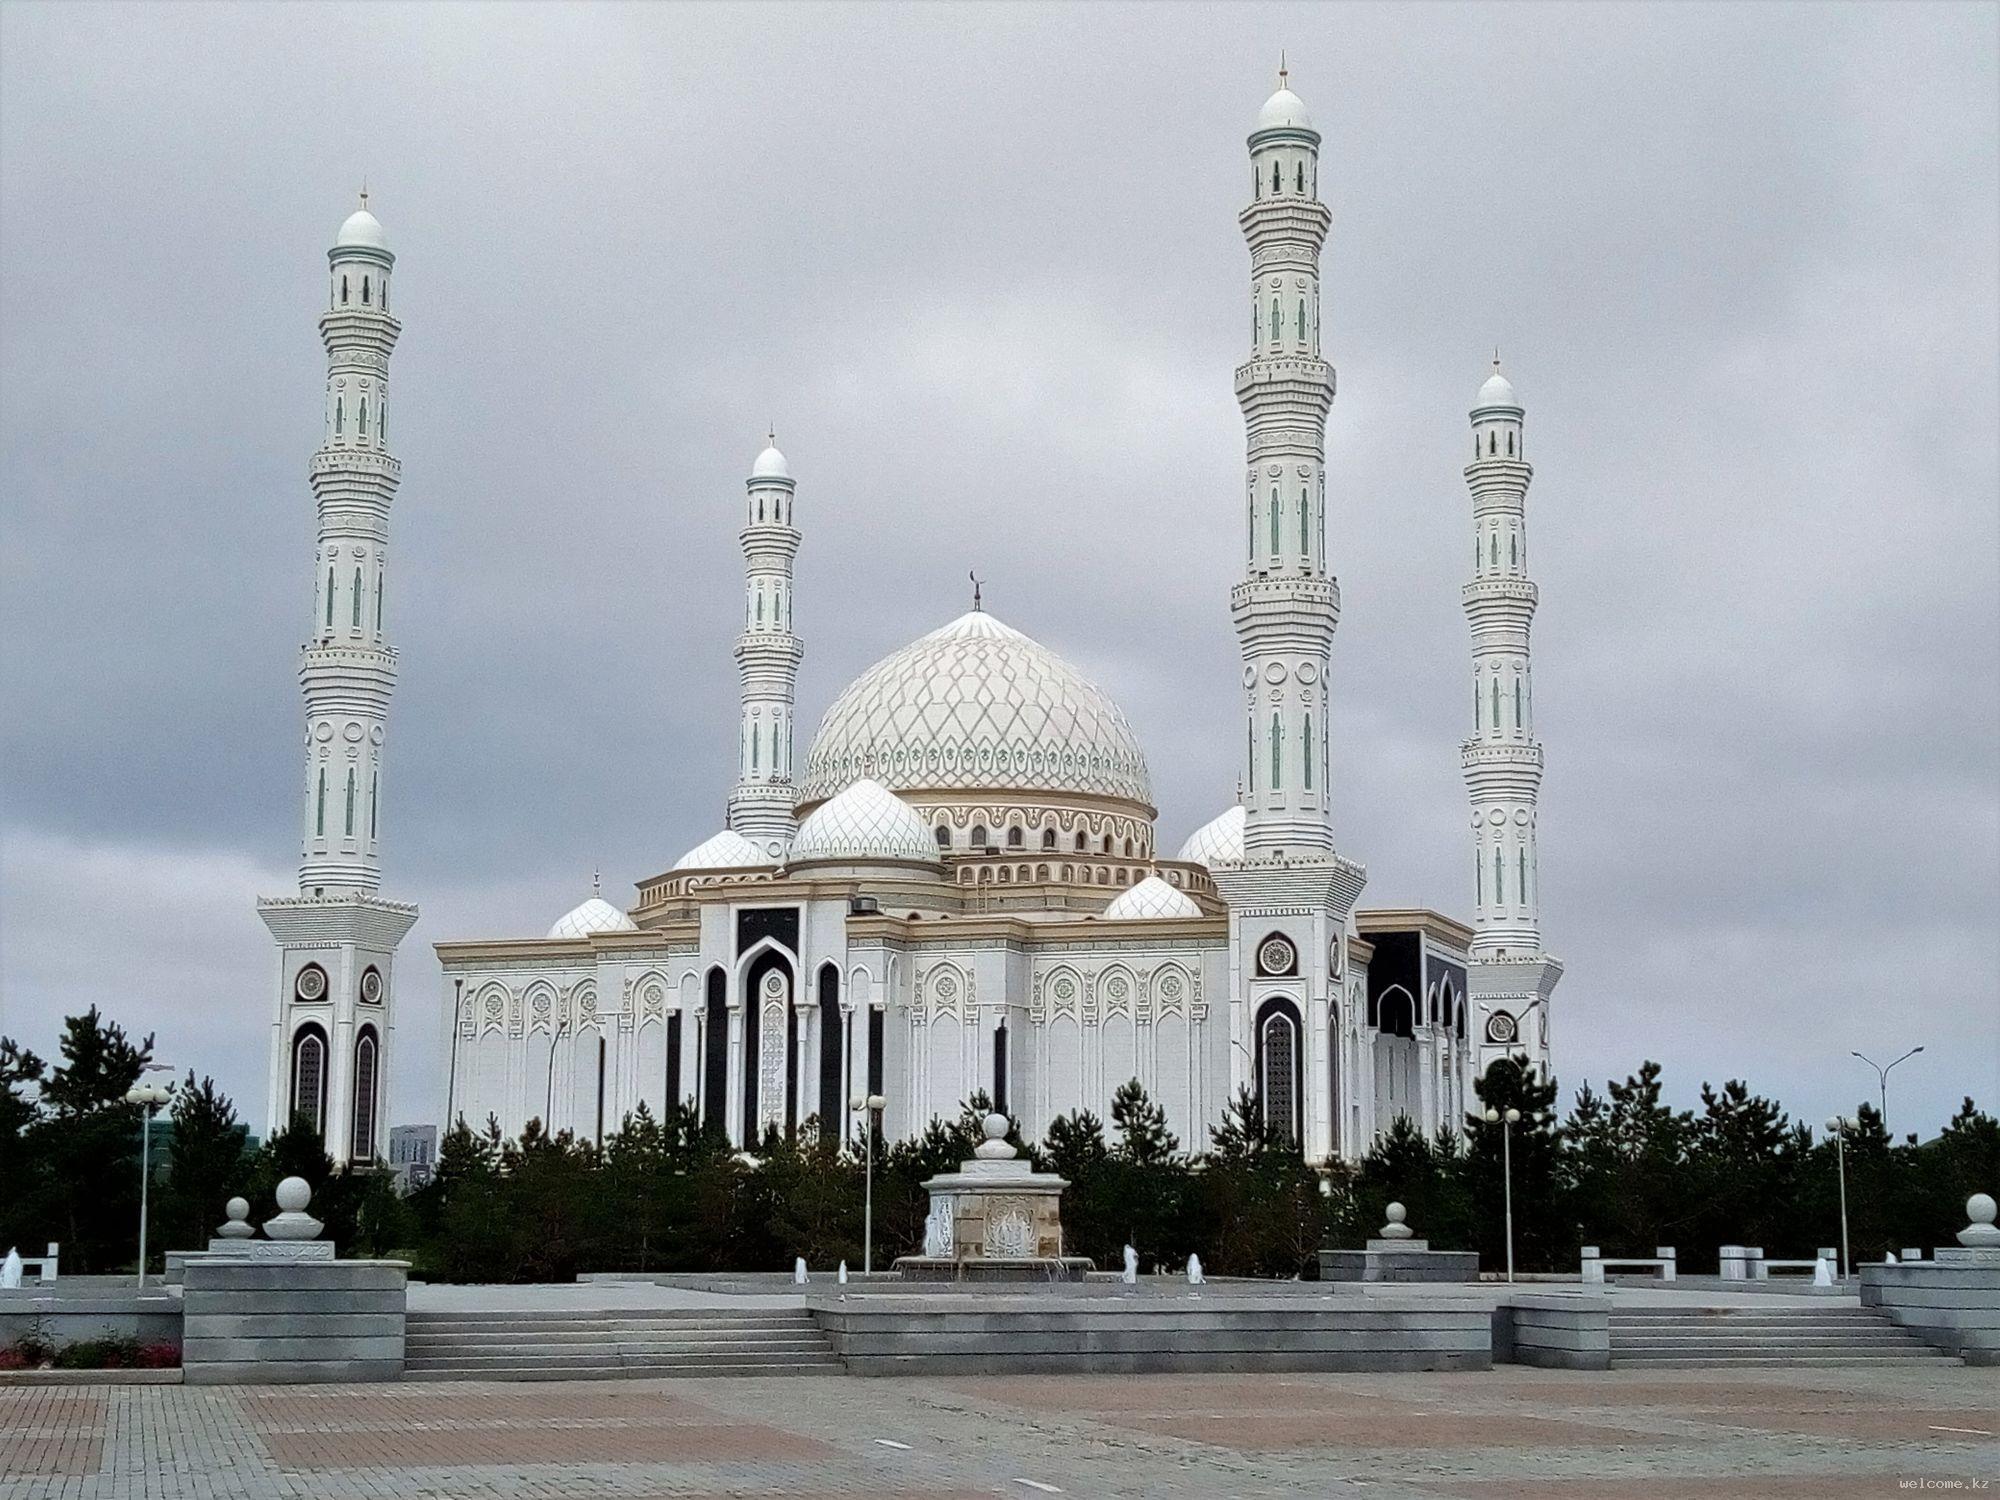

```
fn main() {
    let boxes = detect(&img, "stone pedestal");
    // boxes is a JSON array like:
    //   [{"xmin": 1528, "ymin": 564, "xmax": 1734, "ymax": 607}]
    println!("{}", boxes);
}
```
[
  {"xmin": 1320, "ymin": 1238, "xmax": 1481, "ymax": 1283},
  {"xmin": 182, "ymin": 1258, "xmax": 408, "ymax": 1384},
  {"xmin": 1858, "ymin": 1196, "xmax": 2000, "ymax": 1365},
  {"xmin": 894, "ymin": 1113, "xmax": 1092, "ymax": 1282}
]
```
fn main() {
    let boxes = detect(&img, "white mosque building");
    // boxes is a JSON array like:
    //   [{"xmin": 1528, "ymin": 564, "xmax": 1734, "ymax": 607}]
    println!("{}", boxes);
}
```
[{"xmin": 261, "ymin": 72, "xmax": 1561, "ymax": 1168}]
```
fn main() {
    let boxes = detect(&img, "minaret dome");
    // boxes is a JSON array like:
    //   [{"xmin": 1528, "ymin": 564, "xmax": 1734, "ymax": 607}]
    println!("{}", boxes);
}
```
[{"xmin": 751, "ymin": 439, "xmax": 790, "ymax": 480}]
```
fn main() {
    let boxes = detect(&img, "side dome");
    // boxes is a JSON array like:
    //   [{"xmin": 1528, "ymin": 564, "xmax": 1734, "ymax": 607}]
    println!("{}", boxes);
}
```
[
  {"xmin": 672, "ymin": 829, "xmax": 772, "ymax": 871},
  {"xmin": 751, "ymin": 441, "xmax": 790, "ymax": 480},
  {"xmin": 790, "ymin": 779, "xmax": 937, "ymax": 864},
  {"xmin": 799, "ymin": 611, "xmax": 1153, "ymax": 812},
  {"xmin": 547, "ymin": 896, "xmax": 638, "ymax": 940},
  {"xmin": 1103, "ymin": 875, "xmax": 1203, "ymax": 920},
  {"xmin": 1177, "ymin": 805, "xmax": 1246, "ymax": 867}
]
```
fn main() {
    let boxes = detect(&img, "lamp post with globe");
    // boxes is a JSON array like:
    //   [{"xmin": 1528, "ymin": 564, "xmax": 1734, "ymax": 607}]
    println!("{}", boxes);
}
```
[
  {"xmin": 851, "ymin": 1093, "xmax": 887, "ymax": 1273},
  {"xmin": 124, "ymin": 1067, "xmax": 174, "ymax": 1289},
  {"xmin": 1483, "ymin": 1104, "xmax": 1551, "ymax": 1282}
]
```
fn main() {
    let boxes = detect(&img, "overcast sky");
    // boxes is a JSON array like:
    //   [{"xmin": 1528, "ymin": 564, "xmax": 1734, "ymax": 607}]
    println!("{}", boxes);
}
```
[{"xmin": 2, "ymin": 2, "xmax": 1995, "ymax": 1145}]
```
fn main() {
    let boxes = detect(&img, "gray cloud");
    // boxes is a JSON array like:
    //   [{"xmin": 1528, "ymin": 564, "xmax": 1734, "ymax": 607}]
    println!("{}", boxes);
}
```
[{"xmin": 3, "ymin": 2, "xmax": 1994, "ymax": 1139}]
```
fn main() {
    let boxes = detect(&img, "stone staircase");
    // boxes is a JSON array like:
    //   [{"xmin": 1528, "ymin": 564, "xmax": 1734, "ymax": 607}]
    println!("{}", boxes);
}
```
[
  {"xmin": 1608, "ymin": 1305, "xmax": 1952, "ymax": 1367},
  {"xmin": 403, "ymin": 1308, "xmax": 843, "ymax": 1381}
]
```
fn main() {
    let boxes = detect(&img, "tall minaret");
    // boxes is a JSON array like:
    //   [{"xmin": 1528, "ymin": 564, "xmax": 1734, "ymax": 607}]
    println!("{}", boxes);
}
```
[
  {"xmin": 1461, "ymin": 359, "xmax": 1561, "ymax": 1077},
  {"xmin": 726, "ymin": 437, "xmax": 802, "ymax": 854},
  {"xmin": 1232, "ymin": 58, "xmax": 1339, "ymax": 856},
  {"xmin": 258, "ymin": 195, "xmax": 418, "ymax": 1166},
  {"xmin": 1209, "ymin": 66, "xmax": 1366, "ymax": 1167}
]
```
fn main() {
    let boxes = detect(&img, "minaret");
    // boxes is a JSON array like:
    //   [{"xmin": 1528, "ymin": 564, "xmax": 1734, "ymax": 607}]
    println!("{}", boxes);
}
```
[
  {"xmin": 1209, "ymin": 66, "xmax": 1366, "ymax": 1168},
  {"xmin": 726, "ymin": 436, "xmax": 802, "ymax": 853},
  {"xmin": 1232, "ymin": 58, "xmax": 1339, "ymax": 856},
  {"xmin": 257, "ymin": 194, "xmax": 418, "ymax": 1166},
  {"xmin": 1461, "ymin": 358, "xmax": 1561, "ymax": 1076}
]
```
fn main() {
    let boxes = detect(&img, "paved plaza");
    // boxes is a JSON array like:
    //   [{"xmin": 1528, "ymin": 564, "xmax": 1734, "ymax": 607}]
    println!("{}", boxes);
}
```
[{"xmin": 1, "ymin": 1363, "xmax": 1994, "ymax": 1500}]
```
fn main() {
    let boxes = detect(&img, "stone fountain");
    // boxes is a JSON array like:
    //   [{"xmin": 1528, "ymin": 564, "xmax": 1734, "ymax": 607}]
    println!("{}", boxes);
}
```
[{"xmin": 893, "ymin": 1114, "xmax": 1092, "ymax": 1282}]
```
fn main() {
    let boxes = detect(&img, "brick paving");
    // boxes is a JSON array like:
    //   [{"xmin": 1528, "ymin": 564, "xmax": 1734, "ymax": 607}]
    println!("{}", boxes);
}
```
[{"xmin": 0, "ymin": 1364, "xmax": 1991, "ymax": 1498}]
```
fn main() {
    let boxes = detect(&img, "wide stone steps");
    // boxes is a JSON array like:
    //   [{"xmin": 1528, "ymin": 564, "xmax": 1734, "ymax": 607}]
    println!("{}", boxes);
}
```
[
  {"xmin": 1607, "ymin": 1307, "xmax": 1950, "ymax": 1367},
  {"xmin": 403, "ymin": 1308, "xmax": 841, "ymax": 1381}
]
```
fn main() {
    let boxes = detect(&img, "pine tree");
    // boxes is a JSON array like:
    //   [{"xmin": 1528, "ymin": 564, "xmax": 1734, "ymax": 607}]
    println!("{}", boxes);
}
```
[
  {"xmin": 160, "ymin": 1073, "xmax": 251, "ymax": 1255},
  {"xmin": 1110, "ymin": 1079, "xmax": 1179, "ymax": 1166}
]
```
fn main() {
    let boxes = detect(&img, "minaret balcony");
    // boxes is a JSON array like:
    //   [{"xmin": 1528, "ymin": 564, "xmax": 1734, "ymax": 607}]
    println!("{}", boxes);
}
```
[
  {"xmin": 1237, "ymin": 198, "xmax": 1332, "ymax": 244},
  {"xmin": 311, "ymin": 449, "xmax": 401, "ymax": 485},
  {"xmin": 318, "ymin": 309, "xmax": 402, "ymax": 351},
  {"xmin": 1461, "ymin": 577, "xmax": 1539, "ymax": 610},
  {"xmin": 1231, "ymin": 575, "xmax": 1339, "ymax": 635},
  {"xmin": 1235, "ymin": 357, "xmax": 1334, "ymax": 401}
]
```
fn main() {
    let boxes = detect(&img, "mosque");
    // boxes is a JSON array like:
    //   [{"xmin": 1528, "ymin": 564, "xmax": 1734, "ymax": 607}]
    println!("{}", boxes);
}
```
[{"xmin": 258, "ymin": 71, "xmax": 1562, "ymax": 1169}]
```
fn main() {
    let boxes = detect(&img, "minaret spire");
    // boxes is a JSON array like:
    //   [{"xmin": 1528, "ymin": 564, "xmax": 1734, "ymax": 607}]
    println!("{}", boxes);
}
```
[
  {"xmin": 1461, "ymin": 359, "xmax": 1561, "ymax": 1077},
  {"xmin": 727, "ymin": 434, "xmax": 803, "ymax": 852},
  {"xmin": 257, "ymin": 195, "xmax": 418, "ymax": 1166}
]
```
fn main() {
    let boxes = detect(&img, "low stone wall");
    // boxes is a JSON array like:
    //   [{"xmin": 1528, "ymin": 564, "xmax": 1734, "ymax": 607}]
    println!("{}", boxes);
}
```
[
  {"xmin": 0, "ymin": 1290, "xmax": 182, "ymax": 1349},
  {"xmin": 1492, "ymin": 1295, "xmax": 1609, "ymax": 1370},
  {"xmin": 182, "ymin": 1259, "xmax": 407, "ymax": 1385},
  {"xmin": 1860, "ymin": 1257, "xmax": 2000, "ymax": 1365},
  {"xmin": 808, "ymin": 1292, "xmax": 1492, "ymax": 1375}
]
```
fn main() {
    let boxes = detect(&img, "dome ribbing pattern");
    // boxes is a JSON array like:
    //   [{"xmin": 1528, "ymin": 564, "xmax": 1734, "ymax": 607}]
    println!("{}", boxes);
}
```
[{"xmin": 799, "ymin": 611, "xmax": 1153, "ymax": 812}]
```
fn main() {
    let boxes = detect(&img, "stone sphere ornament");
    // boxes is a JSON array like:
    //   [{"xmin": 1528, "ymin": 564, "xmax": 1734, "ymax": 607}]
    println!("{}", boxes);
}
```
[
  {"xmin": 216, "ymin": 1197, "xmax": 255, "ymax": 1240},
  {"xmin": 1960, "ymin": 1192, "xmax": 2000, "ymax": 1248},
  {"xmin": 1380, "ymin": 1202, "xmax": 1414, "ymax": 1240},
  {"xmin": 974, "ymin": 1112, "xmax": 1017, "ymax": 1161},
  {"xmin": 263, "ymin": 1176, "xmax": 325, "ymax": 1242}
]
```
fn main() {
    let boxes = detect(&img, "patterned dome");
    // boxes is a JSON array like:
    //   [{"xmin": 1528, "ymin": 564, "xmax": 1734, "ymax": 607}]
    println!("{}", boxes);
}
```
[
  {"xmin": 672, "ymin": 829, "xmax": 774, "ymax": 871},
  {"xmin": 799, "ymin": 611, "xmax": 1152, "ymax": 812},
  {"xmin": 1176, "ymin": 805, "xmax": 1245, "ymax": 867},
  {"xmin": 547, "ymin": 895, "xmax": 638, "ymax": 940},
  {"xmin": 1102, "ymin": 875, "xmax": 1203, "ymax": 919},
  {"xmin": 790, "ymin": 779, "xmax": 938, "ymax": 865}
]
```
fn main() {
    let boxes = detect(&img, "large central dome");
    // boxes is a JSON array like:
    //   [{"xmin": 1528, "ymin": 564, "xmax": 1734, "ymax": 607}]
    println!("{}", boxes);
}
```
[{"xmin": 798, "ymin": 611, "xmax": 1153, "ymax": 814}]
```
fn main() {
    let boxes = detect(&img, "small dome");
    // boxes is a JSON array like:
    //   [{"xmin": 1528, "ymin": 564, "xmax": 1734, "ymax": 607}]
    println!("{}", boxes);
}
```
[
  {"xmin": 751, "ymin": 442, "xmax": 790, "ymax": 480},
  {"xmin": 1177, "ymin": 805, "xmax": 1246, "ymax": 867},
  {"xmin": 1103, "ymin": 875, "xmax": 1203, "ymax": 920},
  {"xmin": 1476, "ymin": 368, "xmax": 1519, "ymax": 410},
  {"xmin": 1256, "ymin": 86, "xmax": 1314, "ymax": 133},
  {"xmin": 672, "ymin": 828, "xmax": 772, "ymax": 871},
  {"xmin": 547, "ymin": 896, "xmax": 638, "ymax": 941},
  {"xmin": 336, "ymin": 207, "xmax": 388, "ymax": 252},
  {"xmin": 790, "ymin": 778, "xmax": 938, "ymax": 864}
]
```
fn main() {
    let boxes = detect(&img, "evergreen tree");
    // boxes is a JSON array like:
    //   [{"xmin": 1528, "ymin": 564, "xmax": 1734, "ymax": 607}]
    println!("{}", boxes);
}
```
[
  {"xmin": 29, "ymin": 1009, "xmax": 155, "ymax": 1271},
  {"xmin": 1110, "ymin": 1079, "xmax": 1179, "ymax": 1165},
  {"xmin": 159, "ymin": 1073, "xmax": 251, "ymax": 1257},
  {"xmin": 0, "ymin": 1039, "xmax": 47, "ymax": 1255}
]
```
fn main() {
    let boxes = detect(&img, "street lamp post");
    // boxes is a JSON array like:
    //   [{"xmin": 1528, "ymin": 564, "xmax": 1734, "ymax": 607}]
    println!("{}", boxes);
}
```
[
  {"xmin": 851, "ymin": 1093, "xmax": 886, "ymax": 1273},
  {"xmin": 1483, "ymin": 1105, "xmax": 1550, "ymax": 1282},
  {"xmin": 1825, "ymin": 1115, "xmax": 1852, "ymax": 1279},
  {"xmin": 1850, "ymin": 1046, "xmax": 1924, "ymax": 1134},
  {"xmin": 544, "ymin": 1018, "xmax": 569, "ymax": 1131},
  {"xmin": 124, "ymin": 1070, "xmax": 174, "ymax": 1290}
]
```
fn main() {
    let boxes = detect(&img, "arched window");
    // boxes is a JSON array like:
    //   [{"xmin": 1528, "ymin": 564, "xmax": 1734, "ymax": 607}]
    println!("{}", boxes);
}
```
[
  {"xmin": 1510, "ymin": 530, "xmax": 1517, "ymax": 566},
  {"xmin": 340, "ymin": 276, "xmax": 349, "ymax": 305},
  {"xmin": 1490, "ymin": 532, "xmax": 1499, "ymax": 566},
  {"xmin": 1295, "ymin": 161, "xmax": 1305, "ymax": 193},
  {"xmin": 971, "ymin": 824, "xmax": 988, "ymax": 848},
  {"xmin": 325, "ymin": 565, "xmax": 335, "ymax": 628},
  {"xmin": 368, "ymin": 771, "xmax": 378, "ymax": 838},
  {"xmin": 334, "ymin": 398, "xmax": 343, "ymax": 436},
  {"xmin": 1475, "ymin": 846, "xmax": 1483, "ymax": 902},
  {"xmin": 1253, "ymin": 162, "xmax": 1260, "ymax": 199},
  {"xmin": 1075, "ymin": 831, "xmax": 1087, "ymax": 852},
  {"xmin": 703, "ymin": 966, "xmax": 727, "ymax": 1130},
  {"xmin": 315, "ymin": 768, "xmax": 326, "ymax": 836},
  {"xmin": 1303, "ymin": 712, "xmax": 1314, "ymax": 789},
  {"xmin": 1269, "ymin": 486, "xmax": 1280, "ymax": 553},
  {"xmin": 351, "ymin": 567, "xmax": 363, "ymax": 627},
  {"xmin": 1123, "ymin": 838, "xmax": 1134, "ymax": 856},
  {"xmin": 1255, "ymin": 999, "xmax": 1302, "ymax": 1144},
  {"xmin": 344, "ymin": 768, "xmax": 356, "ymax": 836},
  {"xmin": 1507, "ymin": 430, "xmax": 1514, "ymax": 455},
  {"xmin": 1473, "ymin": 676, "xmax": 1481, "ymax": 729},
  {"xmin": 1041, "ymin": 828, "xmax": 1056, "ymax": 850},
  {"xmin": 1269, "ymin": 711, "xmax": 1282, "ymax": 789},
  {"xmin": 1007, "ymin": 826, "xmax": 1023, "ymax": 849},
  {"xmin": 750, "ymin": 725, "xmax": 759, "ymax": 770},
  {"xmin": 992, "ymin": 1018, "xmax": 1009, "ymax": 1114},
  {"xmin": 1271, "ymin": 159, "xmax": 1281, "ymax": 193},
  {"xmin": 1491, "ymin": 677, "xmax": 1500, "ymax": 726},
  {"xmin": 817, "ymin": 964, "xmax": 841, "ymax": 1124},
  {"xmin": 1514, "ymin": 677, "xmax": 1523, "ymax": 728},
  {"xmin": 361, "ymin": 276, "xmax": 370, "ymax": 305},
  {"xmin": 1488, "ymin": 430, "xmax": 1497, "ymax": 455},
  {"xmin": 1494, "ymin": 846, "xmax": 1505, "ymax": 903},
  {"xmin": 755, "ymin": 589, "xmax": 763, "ymax": 625},
  {"xmin": 935, "ymin": 823, "xmax": 950, "ymax": 848},
  {"xmin": 1519, "ymin": 847, "xmax": 1529, "ymax": 902},
  {"xmin": 1269, "ymin": 298, "xmax": 1279, "ymax": 341},
  {"xmin": 358, "ymin": 398, "xmax": 368, "ymax": 437},
  {"xmin": 351, "ymin": 1028, "xmax": 379, "ymax": 1160},
  {"xmin": 1102, "ymin": 833, "xmax": 1113, "ymax": 854},
  {"xmin": 291, "ymin": 1024, "xmax": 328, "ymax": 1135},
  {"xmin": 1300, "ymin": 486, "xmax": 1310, "ymax": 555},
  {"xmin": 375, "ymin": 574, "xmax": 383, "ymax": 630},
  {"xmin": 1297, "ymin": 298, "xmax": 1306, "ymax": 342}
]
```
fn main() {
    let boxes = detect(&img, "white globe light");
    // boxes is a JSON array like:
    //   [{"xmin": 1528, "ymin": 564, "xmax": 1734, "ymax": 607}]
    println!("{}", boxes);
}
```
[
  {"xmin": 850, "ymin": 1095, "xmax": 866, "ymax": 1112},
  {"xmin": 1505, "ymin": 1108, "xmax": 1521, "ymax": 1123},
  {"xmin": 867, "ymin": 1094, "xmax": 886, "ymax": 1111},
  {"xmin": 1483, "ymin": 1108, "xmax": 1499, "ymax": 1122}
]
